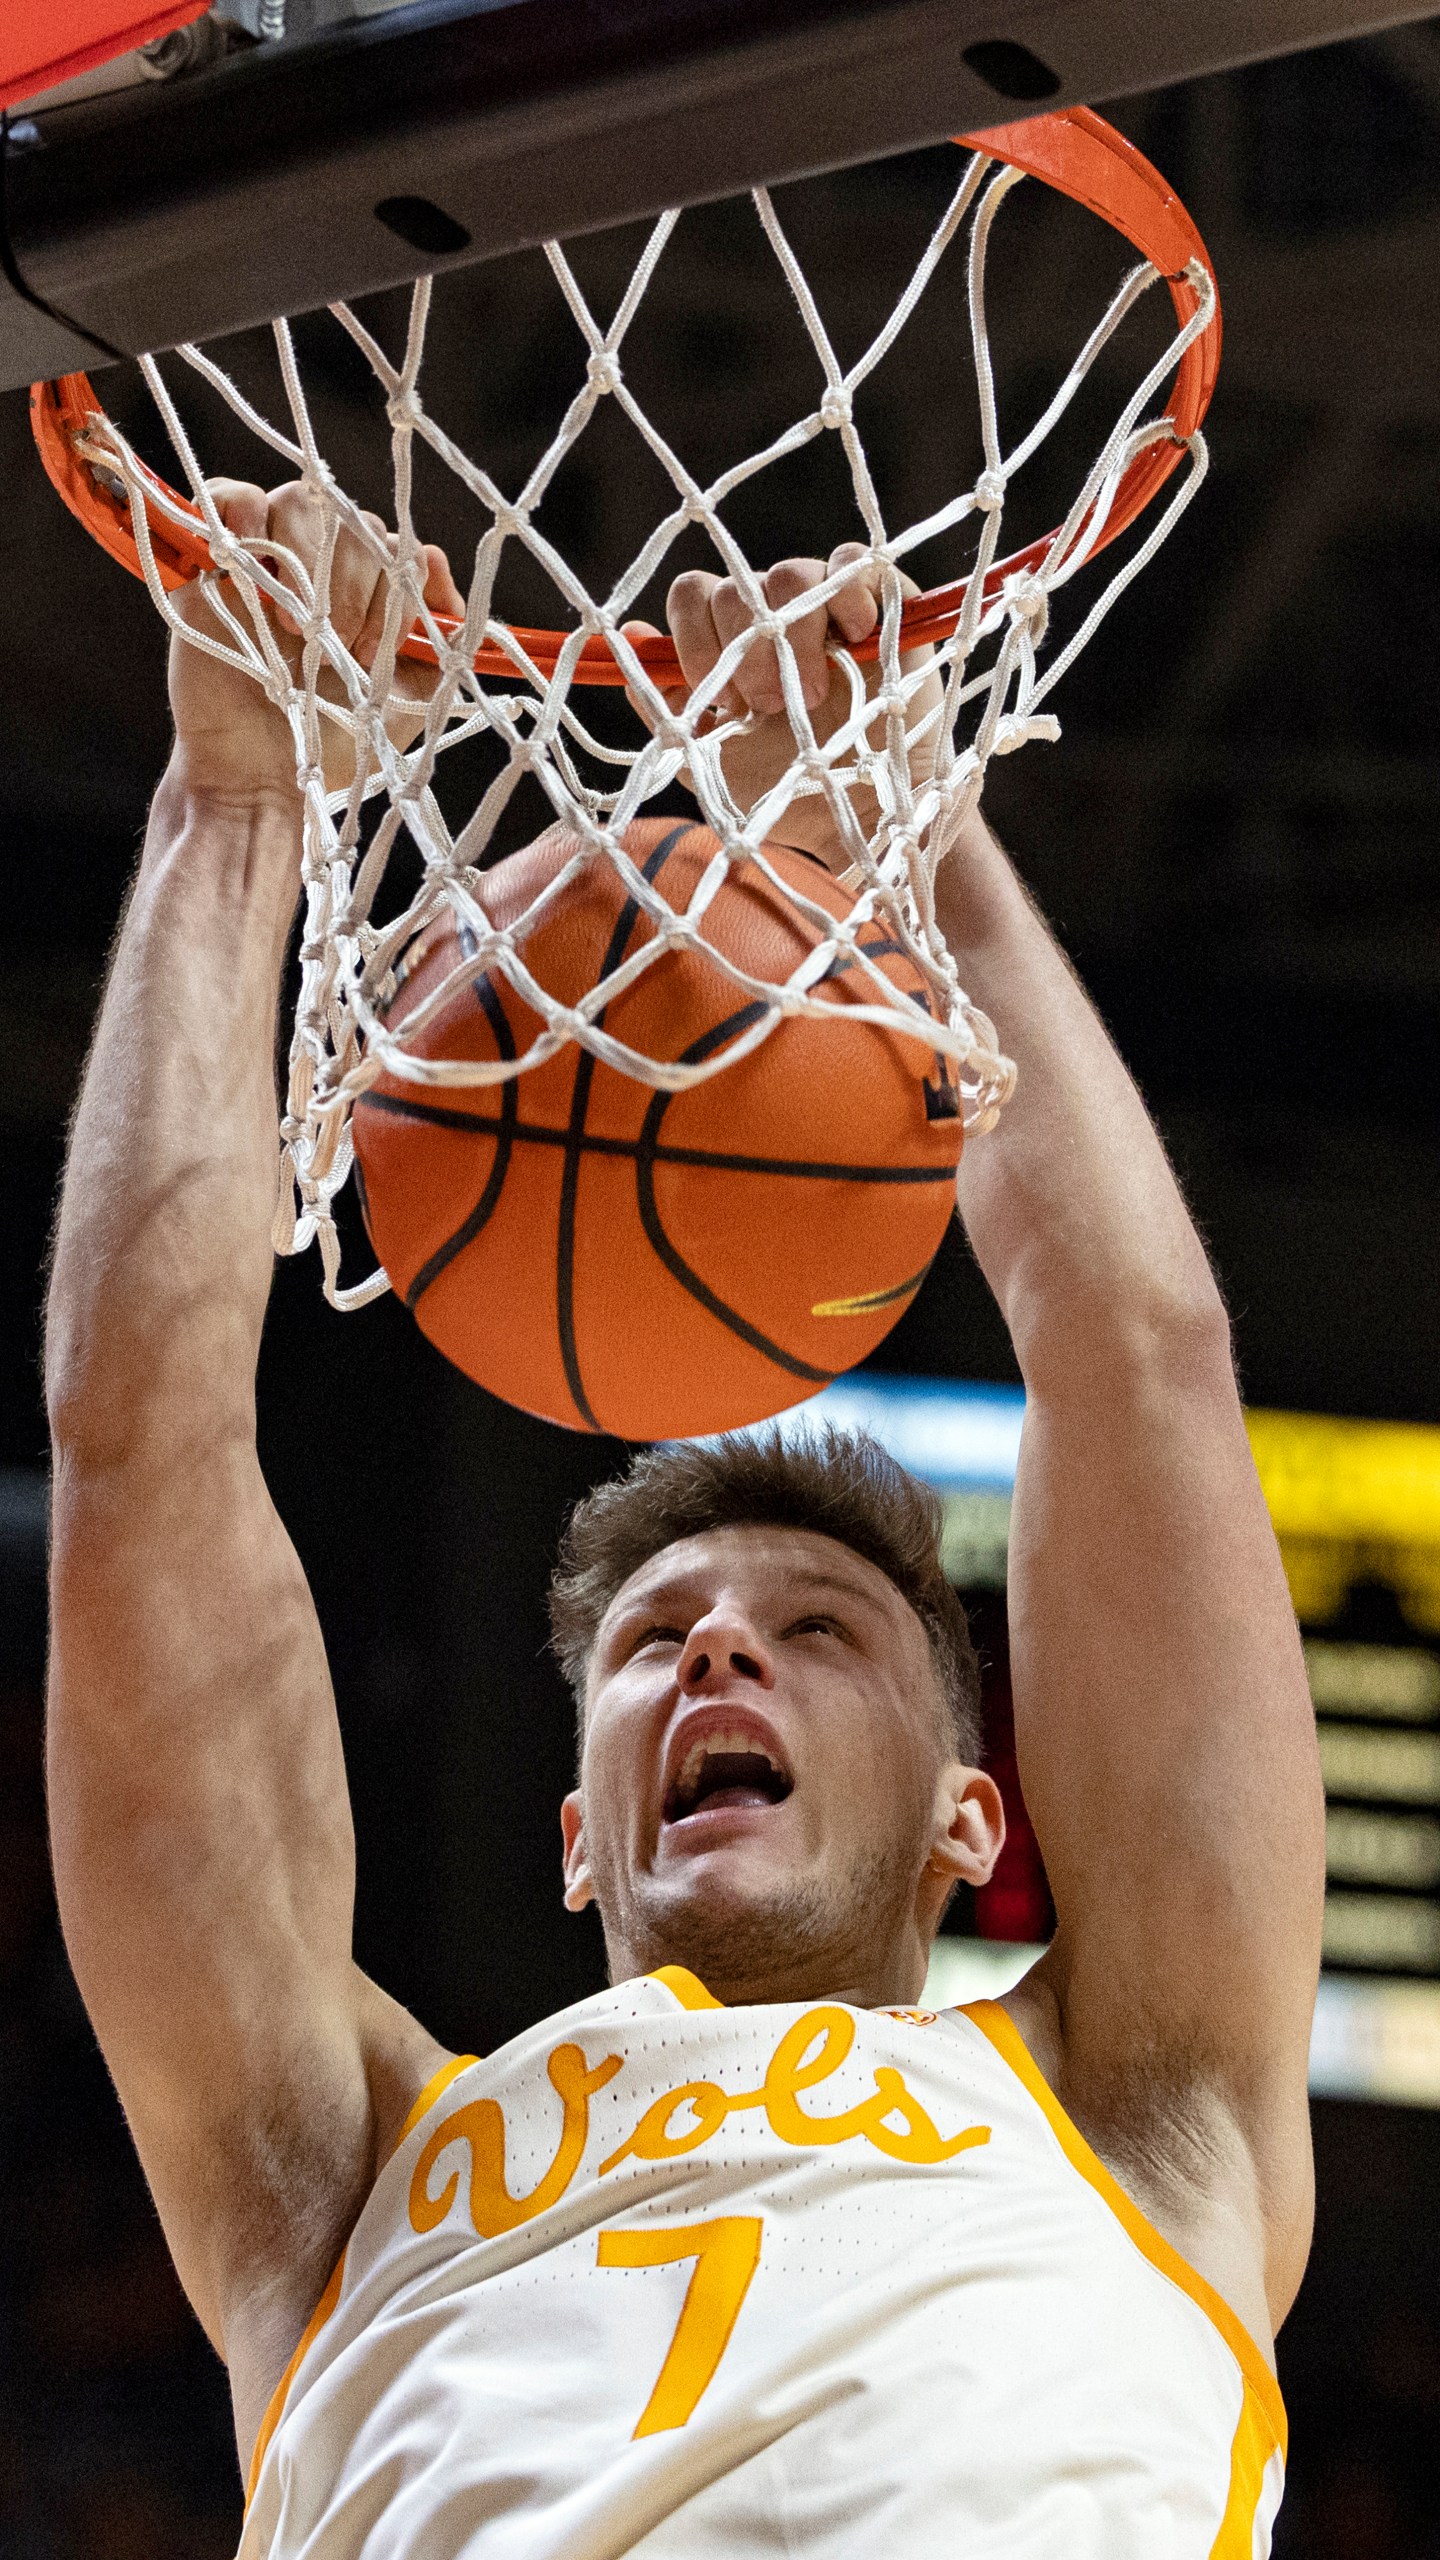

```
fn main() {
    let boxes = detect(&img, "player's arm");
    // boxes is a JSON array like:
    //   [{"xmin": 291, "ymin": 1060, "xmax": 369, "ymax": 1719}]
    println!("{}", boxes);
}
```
[
  {"xmin": 658, "ymin": 553, "xmax": 1325, "ymax": 2326},
  {"xmin": 931, "ymin": 811, "xmax": 1323, "ymax": 2313},
  {"xmin": 44, "ymin": 487, "xmax": 460, "ymax": 2445}
]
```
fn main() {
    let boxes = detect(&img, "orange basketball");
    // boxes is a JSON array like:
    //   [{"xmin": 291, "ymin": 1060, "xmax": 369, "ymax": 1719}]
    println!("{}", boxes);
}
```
[{"xmin": 352, "ymin": 819, "xmax": 964, "ymax": 1439}]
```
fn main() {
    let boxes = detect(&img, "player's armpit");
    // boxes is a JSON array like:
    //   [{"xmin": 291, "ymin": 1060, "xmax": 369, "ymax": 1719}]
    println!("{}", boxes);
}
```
[{"xmin": 1003, "ymin": 1336, "xmax": 1324, "ymax": 2319}]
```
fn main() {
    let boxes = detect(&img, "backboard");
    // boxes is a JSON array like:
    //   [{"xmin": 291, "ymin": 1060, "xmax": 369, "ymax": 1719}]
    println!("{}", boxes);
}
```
[{"xmin": 2, "ymin": 0, "xmax": 1435, "ymax": 392}]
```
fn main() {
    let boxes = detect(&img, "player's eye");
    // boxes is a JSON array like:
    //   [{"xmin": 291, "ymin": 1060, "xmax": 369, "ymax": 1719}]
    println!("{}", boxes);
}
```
[
  {"xmin": 632, "ymin": 1623, "xmax": 685, "ymax": 1655},
  {"xmin": 785, "ymin": 1614, "xmax": 846, "ymax": 1641}
]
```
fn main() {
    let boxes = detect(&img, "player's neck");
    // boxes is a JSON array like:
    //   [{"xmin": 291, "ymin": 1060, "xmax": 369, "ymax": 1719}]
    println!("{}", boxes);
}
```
[{"xmin": 612, "ymin": 1926, "xmax": 929, "ymax": 2013}]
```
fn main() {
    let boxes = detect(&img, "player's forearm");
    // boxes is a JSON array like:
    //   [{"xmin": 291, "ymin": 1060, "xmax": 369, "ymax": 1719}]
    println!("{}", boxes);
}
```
[
  {"xmin": 939, "ymin": 810, "xmax": 1226, "ymax": 1394},
  {"xmin": 46, "ymin": 760, "xmax": 303, "ymax": 1465}
]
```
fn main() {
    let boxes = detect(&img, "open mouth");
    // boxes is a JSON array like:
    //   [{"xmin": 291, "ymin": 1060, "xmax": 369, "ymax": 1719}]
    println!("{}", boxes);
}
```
[{"xmin": 662, "ymin": 1729, "xmax": 794, "ymax": 1825}]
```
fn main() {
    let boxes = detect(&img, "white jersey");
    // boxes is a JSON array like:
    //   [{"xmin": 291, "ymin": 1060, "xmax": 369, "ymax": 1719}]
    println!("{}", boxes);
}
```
[{"xmin": 239, "ymin": 1968, "xmax": 1285, "ymax": 2559}]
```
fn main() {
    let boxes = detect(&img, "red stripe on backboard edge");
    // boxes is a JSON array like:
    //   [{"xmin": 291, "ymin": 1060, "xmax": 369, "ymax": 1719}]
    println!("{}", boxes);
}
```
[{"xmin": 1, "ymin": 1, "xmax": 210, "ymax": 113}]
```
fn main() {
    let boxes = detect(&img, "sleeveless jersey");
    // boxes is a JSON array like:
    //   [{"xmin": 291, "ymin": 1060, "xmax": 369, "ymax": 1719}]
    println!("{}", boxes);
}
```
[{"xmin": 238, "ymin": 1968, "xmax": 1286, "ymax": 2559}]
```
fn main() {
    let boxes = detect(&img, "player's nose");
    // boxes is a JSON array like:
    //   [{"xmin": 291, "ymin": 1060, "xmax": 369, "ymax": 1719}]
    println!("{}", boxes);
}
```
[{"xmin": 676, "ymin": 1603, "xmax": 776, "ymax": 1695}]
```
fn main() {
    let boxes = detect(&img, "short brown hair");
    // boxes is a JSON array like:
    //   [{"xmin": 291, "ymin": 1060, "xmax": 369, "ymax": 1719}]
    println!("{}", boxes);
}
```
[{"xmin": 548, "ymin": 1424, "xmax": 982, "ymax": 1761}]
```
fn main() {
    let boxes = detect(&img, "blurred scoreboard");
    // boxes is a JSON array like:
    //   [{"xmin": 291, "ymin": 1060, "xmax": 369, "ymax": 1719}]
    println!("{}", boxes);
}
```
[
  {"xmin": 1307, "ymin": 1639, "xmax": 1440, "ymax": 1974},
  {"xmin": 779, "ymin": 1377, "xmax": 1440, "ymax": 2106}
]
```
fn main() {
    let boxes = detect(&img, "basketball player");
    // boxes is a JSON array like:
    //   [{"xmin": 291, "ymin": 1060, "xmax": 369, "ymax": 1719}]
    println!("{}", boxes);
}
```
[{"xmin": 45, "ymin": 485, "xmax": 1324, "ymax": 2555}]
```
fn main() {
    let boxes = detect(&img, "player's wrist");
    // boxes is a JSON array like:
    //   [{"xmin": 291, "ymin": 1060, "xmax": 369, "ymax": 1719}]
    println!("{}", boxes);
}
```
[
  {"xmin": 160, "ymin": 742, "xmax": 306, "ymax": 824},
  {"xmin": 931, "ymin": 803, "xmax": 1016, "ymax": 947},
  {"xmin": 763, "ymin": 788, "xmax": 876, "ymax": 874},
  {"xmin": 149, "ymin": 756, "xmax": 307, "ymax": 927}
]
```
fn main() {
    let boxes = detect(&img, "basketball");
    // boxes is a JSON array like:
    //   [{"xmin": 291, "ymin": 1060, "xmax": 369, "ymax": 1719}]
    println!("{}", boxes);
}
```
[{"xmin": 352, "ymin": 820, "xmax": 964, "ymax": 1438}]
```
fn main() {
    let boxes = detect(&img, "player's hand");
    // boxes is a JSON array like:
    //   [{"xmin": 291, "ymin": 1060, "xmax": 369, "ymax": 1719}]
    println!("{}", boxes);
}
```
[
  {"xmin": 624, "ymin": 544, "xmax": 943, "ymax": 869},
  {"xmin": 166, "ymin": 479, "xmax": 466, "ymax": 804}
]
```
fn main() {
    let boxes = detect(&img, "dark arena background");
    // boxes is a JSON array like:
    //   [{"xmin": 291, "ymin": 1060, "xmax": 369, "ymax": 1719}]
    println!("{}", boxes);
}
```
[{"xmin": 5, "ymin": 24, "xmax": 1440, "ymax": 2556}]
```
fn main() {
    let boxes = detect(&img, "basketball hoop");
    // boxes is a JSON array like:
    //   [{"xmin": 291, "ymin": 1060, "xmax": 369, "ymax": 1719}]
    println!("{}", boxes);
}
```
[{"xmin": 30, "ymin": 104, "xmax": 1220, "ymax": 1332}]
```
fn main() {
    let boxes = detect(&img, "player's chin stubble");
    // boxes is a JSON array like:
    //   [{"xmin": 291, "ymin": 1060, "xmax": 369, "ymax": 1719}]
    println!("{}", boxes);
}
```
[{"xmin": 591, "ymin": 1837, "xmax": 918, "ymax": 2007}]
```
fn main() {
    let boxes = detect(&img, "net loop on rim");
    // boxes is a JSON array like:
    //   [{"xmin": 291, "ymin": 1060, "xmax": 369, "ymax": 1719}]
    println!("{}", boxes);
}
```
[{"xmin": 31, "ymin": 107, "xmax": 1219, "ymax": 1318}]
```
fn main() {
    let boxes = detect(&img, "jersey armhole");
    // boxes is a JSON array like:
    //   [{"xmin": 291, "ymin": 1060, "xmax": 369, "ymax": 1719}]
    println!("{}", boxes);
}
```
[
  {"xmin": 242, "ymin": 2050, "xmax": 480, "ymax": 2512},
  {"xmin": 959, "ymin": 1998, "xmax": 1287, "ymax": 2461}
]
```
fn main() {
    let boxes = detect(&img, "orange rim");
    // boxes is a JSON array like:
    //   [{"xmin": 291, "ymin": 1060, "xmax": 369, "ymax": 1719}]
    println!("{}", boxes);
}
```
[{"xmin": 30, "ymin": 105, "xmax": 1219, "ymax": 688}]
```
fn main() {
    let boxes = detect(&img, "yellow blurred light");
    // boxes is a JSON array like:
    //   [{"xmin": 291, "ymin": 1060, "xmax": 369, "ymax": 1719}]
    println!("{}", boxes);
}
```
[
  {"xmin": 1325, "ymin": 1807, "xmax": 1440, "ymax": 1889},
  {"xmin": 1247, "ymin": 1409, "xmax": 1440, "ymax": 1545},
  {"xmin": 1305, "ymin": 1641, "xmax": 1440, "ymax": 1720},
  {"xmin": 1316, "ymin": 1724, "xmax": 1440, "ymax": 1804},
  {"xmin": 1246, "ymin": 1408, "xmax": 1440, "ymax": 1631},
  {"xmin": 1322, "ymin": 1891, "xmax": 1440, "ymax": 1972},
  {"xmin": 879, "ymin": 1388, "xmax": 1440, "ymax": 1635}
]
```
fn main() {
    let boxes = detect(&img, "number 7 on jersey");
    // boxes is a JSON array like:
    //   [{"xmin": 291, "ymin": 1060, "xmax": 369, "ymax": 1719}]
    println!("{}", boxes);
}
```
[{"xmin": 598, "ymin": 2216, "xmax": 764, "ymax": 2436}]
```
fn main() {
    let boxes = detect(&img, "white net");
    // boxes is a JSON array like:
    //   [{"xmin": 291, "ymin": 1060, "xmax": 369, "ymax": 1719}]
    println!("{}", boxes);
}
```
[{"xmin": 76, "ymin": 144, "xmax": 1216, "ymax": 1310}]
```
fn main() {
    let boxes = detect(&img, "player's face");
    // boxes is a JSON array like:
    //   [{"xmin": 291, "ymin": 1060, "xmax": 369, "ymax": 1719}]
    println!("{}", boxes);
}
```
[{"xmin": 561, "ymin": 1525, "xmax": 1000, "ymax": 2006}]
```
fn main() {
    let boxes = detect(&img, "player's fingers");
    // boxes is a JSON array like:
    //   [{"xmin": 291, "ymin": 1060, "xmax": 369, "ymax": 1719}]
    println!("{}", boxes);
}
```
[
  {"xmin": 619, "ymin": 620, "xmax": 688, "ymax": 732},
  {"xmin": 828, "ymin": 545, "xmax": 921, "ymax": 628},
  {"xmin": 826, "ymin": 541, "xmax": 882, "ymax": 647},
  {"xmin": 705, "ymin": 581, "xmax": 755, "ymax": 701},
  {"xmin": 709, "ymin": 560, "xmax": 827, "ymax": 715},
  {"xmin": 330, "ymin": 509, "xmax": 396, "ymax": 665},
  {"xmin": 621, "ymin": 619, "xmax": 659, "ymax": 729},
  {"xmin": 709, "ymin": 561, "xmax": 822, "ymax": 717},
  {"xmin": 666, "ymin": 570, "xmax": 733, "ymax": 708},
  {"xmin": 369, "ymin": 539, "xmax": 469, "ymax": 693},
  {"xmin": 826, "ymin": 546, "xmax": 938, "ymax": 728},
  {"xmin": 192, "ymin": 481, "xmax": 274, "ymax": 611},
  {"xmin": 761, "ymin": 558, "xmax": 831, "ymax": 711},
  {"xmin": 254, "ymin": 480, "xmax": 334, "ymax": 638},
  {"xmin": 203, "ymin": 480, "xmax": 271, "ymax": 553},
  {"xmin": 420, "ymin": 542, "xmax": 466, "ymax": 625},
  {"xmin": 174, "ymin": 482, "xmax": 273, "ymax": 634}
]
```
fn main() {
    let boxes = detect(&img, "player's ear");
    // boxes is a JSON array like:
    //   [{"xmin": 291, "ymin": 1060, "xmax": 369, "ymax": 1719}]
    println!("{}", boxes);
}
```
[
  {"xmin": 560, "ymin": 1791, "xmax": 595, "ymax": 1912},
  {"xmin": 926, "ymin": 1764, "xmax": 1005, "ymax": 1892}
]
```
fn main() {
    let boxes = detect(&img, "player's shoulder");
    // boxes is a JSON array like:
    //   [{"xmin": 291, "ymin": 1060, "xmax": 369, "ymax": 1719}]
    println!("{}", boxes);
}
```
[{"xmin": 369, "ymin": 1965, "xmax": 723, "ymax": 2146}]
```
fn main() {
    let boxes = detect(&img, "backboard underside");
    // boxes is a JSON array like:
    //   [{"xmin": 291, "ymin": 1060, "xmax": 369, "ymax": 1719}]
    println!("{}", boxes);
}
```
[{"xmin": 1, "ymin": 0, "xmax": 1434, "ymax": 391}]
